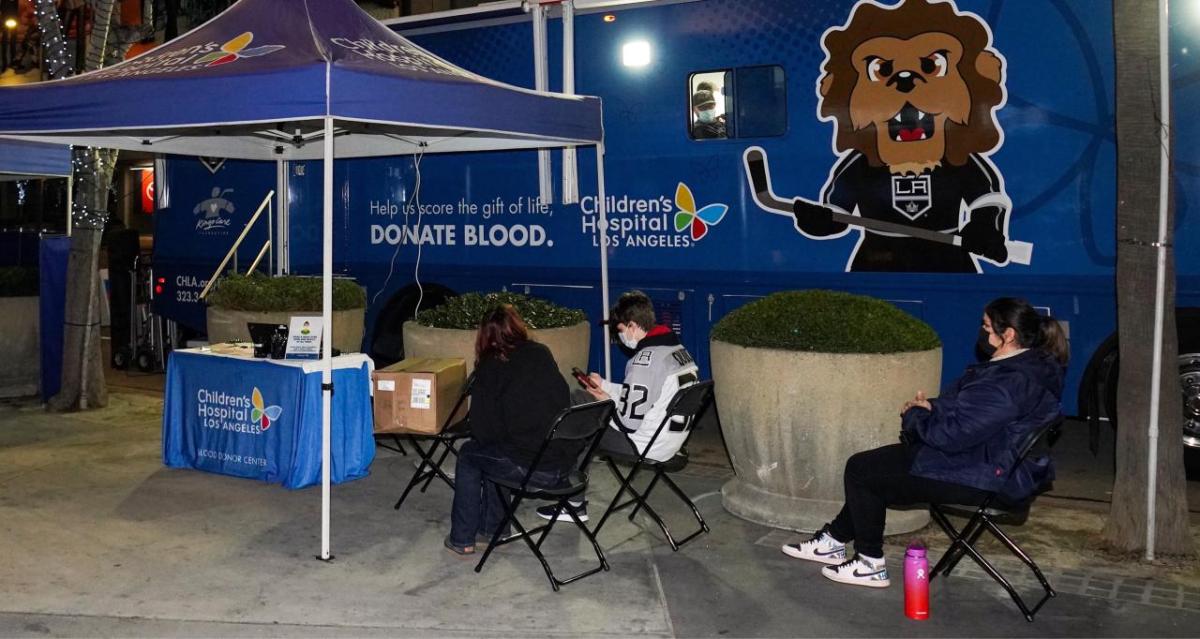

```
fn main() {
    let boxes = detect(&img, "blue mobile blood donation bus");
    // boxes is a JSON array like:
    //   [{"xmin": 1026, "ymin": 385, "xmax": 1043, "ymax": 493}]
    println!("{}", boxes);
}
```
[{"xmin": 149, "ymin": 0, "xmax": 1200, "ymax": 449}]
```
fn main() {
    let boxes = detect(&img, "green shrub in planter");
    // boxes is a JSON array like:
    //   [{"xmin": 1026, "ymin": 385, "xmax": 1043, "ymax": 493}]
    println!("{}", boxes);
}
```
[
  {"xmin": 0, "ymin": 267, "xmax": 39, "ymax": 297},
  {"xmin": 710, "ymin": 289, "xmax": 939, "ymax": 353},
  {"xmin": 415, "ymin": 291, "xmax": 586, "ymax": 330},
  {"xmin": 206, "ymin": 273, "xmax": 366, "ymax": 312}
]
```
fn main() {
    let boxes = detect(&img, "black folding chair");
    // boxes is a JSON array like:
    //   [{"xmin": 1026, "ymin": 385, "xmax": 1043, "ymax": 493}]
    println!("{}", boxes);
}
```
[
  {"xmin": 474, "ymin": 399, "xmax": 616, "ymax": 591},
  {"xmin": 375, "ymin": 433, "xmax": 409, "ymax": 456},
  {"xmin": 392, "ymin": 374, "xmax": 475, "ymax": 513},
  {"xmin": 928, "ymin": 415, "xmax": 1064, "ymax": 622},
  {"xmin": 591, "ymin": 380, "xmax": 714, "ymax": 551}
]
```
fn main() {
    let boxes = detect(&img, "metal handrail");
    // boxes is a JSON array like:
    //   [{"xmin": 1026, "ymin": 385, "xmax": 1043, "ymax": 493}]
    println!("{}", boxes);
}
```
[
  {"xmin": 246, "ymin": 240, "xmax": 272, "ymax": 276},
  {"xmin": 198, "ymin": 190, "xmax": 275, "ymax": 300}
]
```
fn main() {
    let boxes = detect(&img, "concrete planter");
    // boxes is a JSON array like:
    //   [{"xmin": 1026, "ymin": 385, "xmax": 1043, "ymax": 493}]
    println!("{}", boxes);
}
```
[
  {"xmin": 206, "ymin": 307, "xmax": 366, "ymax": 354},
  {"xmin": 712, "ymin": 338, "xmax": 940, "ymax": 535},
  {"xmin": 0, "ymin": 296, "xmax": 39, "ymax": 398},
  {"xmin": 403, "ymin": 320, "xmax": 590, "ymax": 384}
]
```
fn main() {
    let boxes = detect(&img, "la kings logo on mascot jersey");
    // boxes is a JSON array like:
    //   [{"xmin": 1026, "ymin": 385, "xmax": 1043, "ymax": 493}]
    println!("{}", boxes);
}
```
[{"xmin": 748, "ymin": 0, "xmax": 1029, "ymax": 273}]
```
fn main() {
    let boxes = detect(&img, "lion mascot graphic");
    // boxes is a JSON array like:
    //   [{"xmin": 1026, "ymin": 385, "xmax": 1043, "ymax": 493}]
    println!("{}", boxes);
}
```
[{"xmin": 781, "ymin": 0, "xmax": 1017, "ymax": 272}]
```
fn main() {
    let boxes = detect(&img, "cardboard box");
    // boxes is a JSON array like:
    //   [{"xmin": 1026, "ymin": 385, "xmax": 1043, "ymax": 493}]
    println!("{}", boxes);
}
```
[{"xmin": 372, "ymin": 357, "xmax": 467, "ymax": 435}]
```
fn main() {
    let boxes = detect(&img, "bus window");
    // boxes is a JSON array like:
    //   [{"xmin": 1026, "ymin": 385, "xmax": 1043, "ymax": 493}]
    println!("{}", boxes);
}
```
[
  {"xmin": 734, "ymin": 65, "xmax": 787, "ymax": 138},
  {"xmin": 688, "ymin": 71, "xmax": 730, "ymax": 140},
  {"xmin": 688, "ymin": 66, "xmax": 786, "ymax": 140}
]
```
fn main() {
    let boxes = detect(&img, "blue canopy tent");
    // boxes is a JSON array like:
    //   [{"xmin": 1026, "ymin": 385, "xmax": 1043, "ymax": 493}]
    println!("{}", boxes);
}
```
[
  {"xmin": 0, "ymin": 0, "xmax": 611, "ymax": 559},
  {"xmin": 0, "ymin": 140, "xmax": 70, "ymax": 181}
]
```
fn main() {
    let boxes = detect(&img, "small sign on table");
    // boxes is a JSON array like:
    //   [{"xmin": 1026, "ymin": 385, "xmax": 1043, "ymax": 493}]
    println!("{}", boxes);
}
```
[{"xmin": 285, "ymin": 316, "xmax": 324, "ymax": 359}]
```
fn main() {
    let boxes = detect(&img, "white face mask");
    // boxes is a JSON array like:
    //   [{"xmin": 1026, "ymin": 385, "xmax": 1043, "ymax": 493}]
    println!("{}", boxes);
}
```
[
  {"xmin": 619, "ymin": 331, "xmax": 639, "ymax": 350},
  {"xmin": 697, "ymin": 108, "xmax": 717, "ymax": 123}
]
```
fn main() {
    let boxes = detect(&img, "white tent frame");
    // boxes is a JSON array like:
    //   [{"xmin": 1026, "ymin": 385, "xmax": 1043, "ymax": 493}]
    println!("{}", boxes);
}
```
[{"xmin": 2, "ymin": 70, "xmax": 612, "ymax": 563}]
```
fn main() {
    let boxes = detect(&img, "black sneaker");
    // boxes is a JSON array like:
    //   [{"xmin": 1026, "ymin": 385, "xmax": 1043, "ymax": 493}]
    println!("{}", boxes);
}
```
[{"xmin": 536, "ymin": 499, "xmax": 587, "ymax": 522}]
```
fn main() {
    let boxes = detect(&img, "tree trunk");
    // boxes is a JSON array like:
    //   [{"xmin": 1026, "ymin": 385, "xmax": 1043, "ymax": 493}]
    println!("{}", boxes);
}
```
[
  {"xmin": 31, "ymin": 0, "xmax": 69, "ymax": 79},
  {"xmin": 164, "ymin": 0, "xmax": 179, "ymax": 40},
  {"xmin": 40, "ymin": 0, "xmax": 125, "ymax": 411},
  {"xmin": 1104, "ymin": 0, "xmax": 1193, "ymax": 557}
]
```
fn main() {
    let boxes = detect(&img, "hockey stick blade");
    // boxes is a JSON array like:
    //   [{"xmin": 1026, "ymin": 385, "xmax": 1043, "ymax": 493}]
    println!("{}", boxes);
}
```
[{"xmin": 743, "ymin": 146, "xmax": 791, "ymax": 215}]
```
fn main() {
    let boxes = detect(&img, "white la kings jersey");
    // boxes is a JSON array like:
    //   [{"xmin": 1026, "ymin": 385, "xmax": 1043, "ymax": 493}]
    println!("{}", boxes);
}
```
[{"xmin": 600, "ymin": 330, "xmax": 700, "ymax": 462}]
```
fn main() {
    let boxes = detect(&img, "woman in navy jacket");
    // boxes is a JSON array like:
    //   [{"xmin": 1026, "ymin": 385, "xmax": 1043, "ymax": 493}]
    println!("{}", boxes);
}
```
[{"xmin": 782, "ymin": 297, "xmax": 1068, "ymax": 588}]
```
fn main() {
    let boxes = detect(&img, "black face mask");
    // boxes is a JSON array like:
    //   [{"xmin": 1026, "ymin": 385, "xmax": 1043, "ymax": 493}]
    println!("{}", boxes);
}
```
[{"xmin": 976, "ymin": 327, "xmax": 998, "ymax": 359}]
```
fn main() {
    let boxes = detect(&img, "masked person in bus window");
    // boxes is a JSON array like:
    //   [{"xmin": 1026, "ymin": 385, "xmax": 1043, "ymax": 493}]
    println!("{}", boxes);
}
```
[
  {"xmin": 538, "ymin": 290, "xmax": 700, "ymax": 522},
  {"xmin": 691, "ymin": 89, "xmax": 727, "ymax": 140}
]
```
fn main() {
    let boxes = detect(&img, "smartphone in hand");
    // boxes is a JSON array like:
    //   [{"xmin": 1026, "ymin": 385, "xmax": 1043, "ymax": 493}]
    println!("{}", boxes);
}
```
[{"xmin": 572, "ymin": 367, "xmax": 597, "ymax": 389}]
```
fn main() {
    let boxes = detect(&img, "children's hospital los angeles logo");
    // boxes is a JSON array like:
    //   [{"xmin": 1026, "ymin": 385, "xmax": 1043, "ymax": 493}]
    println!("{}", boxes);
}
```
[
  {"xmin": 673, "ymin": 183, "xmax": 728, "ymax": 241},
  {"xmin": 250, "ymin": 388, "xmax": 283, "ymax": 430},
  {"xmin": 196, "ymin": 387, "xmax": 283, "ymax": 435},
  {"xmin": 195, "ymin": 32, "xmax": 285, "ymax": 67},
  {"xmin": 581, "ymin": 182, "xmax": 727, "ymax": 248},
  {"xmin": 89, "ymin": 32, "xmax": 285, "ymax": 79}
]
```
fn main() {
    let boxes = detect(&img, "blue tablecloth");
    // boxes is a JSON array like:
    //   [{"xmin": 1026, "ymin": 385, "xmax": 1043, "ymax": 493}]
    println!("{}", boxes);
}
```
[{"xmin": 162, "ymin": 350, "xmax": 376, "ymax": 489}]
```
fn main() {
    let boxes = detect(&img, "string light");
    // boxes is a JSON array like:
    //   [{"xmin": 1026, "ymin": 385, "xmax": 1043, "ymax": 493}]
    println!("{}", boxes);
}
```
[
  {"xmin": 32, "ymin": 0, "xmax": 125, "ymax": 231},
  {"xmin": 69, "ymin": 148, "xmax": 116, "ymax": 230},
  {"xmin": 31, "ymin": 0, "xmax": 70, "ymax": 80}
]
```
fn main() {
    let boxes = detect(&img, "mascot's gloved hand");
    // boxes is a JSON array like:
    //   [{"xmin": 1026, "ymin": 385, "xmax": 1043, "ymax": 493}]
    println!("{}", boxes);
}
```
[
  {"xmin": 959, "ymin": 207, "xmax": 1009, "ymax": 263},
  {"xmin": 792, "ymin": 198, "xmax": 848, "ymax": 237}
]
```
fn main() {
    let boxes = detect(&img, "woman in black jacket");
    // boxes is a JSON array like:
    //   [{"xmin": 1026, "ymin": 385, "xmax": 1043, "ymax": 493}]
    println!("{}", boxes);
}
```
[
  {"xmin": 781, "ymin": 297, "xmax": 1068, "ymax": 588},
  {"xmin": 445, "ymin": 305, "xmax": 571, "ymax": 555}
]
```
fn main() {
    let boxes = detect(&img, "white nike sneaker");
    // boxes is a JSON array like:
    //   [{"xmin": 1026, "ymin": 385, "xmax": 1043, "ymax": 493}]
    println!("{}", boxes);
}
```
[
  {"xmin": 781, "ymin": 527, "xmax": 846, "ymax": 565},
  {"xmin": 821, "ymin": 554, "xmax": 891, "ymax": 588}
]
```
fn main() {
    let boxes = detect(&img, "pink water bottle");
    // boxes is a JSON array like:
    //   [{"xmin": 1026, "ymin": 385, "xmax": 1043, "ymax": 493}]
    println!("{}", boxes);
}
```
[{"xmin": 904, "ymin": 542, "xmax": 930, "ymax": 620}]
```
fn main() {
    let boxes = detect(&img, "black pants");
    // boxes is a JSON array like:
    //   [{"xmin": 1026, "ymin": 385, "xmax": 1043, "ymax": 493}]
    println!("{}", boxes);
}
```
[
  {"xmin": 570, "ymin": 387, "xmax": 637, "ymax": 456},
  {"xmin": 569, "ymin": 388, "xmax": 638, "ymax": 504},
  {"xmin": 827, "ymin": 443, "xmax": 989, "ymax": 558}
]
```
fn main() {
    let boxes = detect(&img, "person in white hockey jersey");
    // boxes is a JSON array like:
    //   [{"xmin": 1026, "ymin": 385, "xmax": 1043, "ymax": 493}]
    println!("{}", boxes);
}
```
[{"xmin": 538, "ymin": 290, "xmax": 700, "ymax": 522}]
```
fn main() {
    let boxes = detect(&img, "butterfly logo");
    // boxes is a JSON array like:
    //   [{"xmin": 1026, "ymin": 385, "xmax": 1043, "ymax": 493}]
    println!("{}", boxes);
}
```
[
  {"xmin": 673, "ymin": 183, "xmax": 727, "ymax": 241},
  {"xmin": 197, "ymin": 32, "xmax": 285, "ymax": 67},
  {"xmin": 250, "ymin": 387, "xmax": 283, "ymax": 431}
]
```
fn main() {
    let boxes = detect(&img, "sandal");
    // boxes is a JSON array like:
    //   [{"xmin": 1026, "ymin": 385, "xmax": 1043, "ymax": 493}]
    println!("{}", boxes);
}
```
[{"xmin": 444, "ymin": 535, "xmax": 475, "ymax": 556}]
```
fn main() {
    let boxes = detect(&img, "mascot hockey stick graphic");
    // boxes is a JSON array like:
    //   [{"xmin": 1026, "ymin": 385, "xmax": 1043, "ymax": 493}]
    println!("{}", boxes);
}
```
[{"xmin": 742, "ymin": 147, "xmax": 1033, "ymax": 265}]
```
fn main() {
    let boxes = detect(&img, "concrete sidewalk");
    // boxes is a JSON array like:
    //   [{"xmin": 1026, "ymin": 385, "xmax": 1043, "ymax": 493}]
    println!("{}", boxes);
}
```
[{"xmin": 1, "ymin": 393, "xmax": 1198, "ymax": 638}]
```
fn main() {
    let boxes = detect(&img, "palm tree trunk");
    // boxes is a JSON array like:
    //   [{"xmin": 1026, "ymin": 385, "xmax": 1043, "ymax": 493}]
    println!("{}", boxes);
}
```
[{"xmin": 1104, "ymin": 0, "xmax": 1193, "ymax": 557}]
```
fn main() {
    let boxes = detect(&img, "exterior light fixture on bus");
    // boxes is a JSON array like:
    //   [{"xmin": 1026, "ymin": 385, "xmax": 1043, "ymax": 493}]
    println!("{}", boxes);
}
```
[
  {"xmin": 4, "ymin": 18, "xmax": 16, "ymax": 29},
  {"xmin": 603, "ymin": 14, "xmax": 616, "ymax": 23},
  {"xmin": 622, "ymin": 40, "xmax": 651, "ymax": 67}
]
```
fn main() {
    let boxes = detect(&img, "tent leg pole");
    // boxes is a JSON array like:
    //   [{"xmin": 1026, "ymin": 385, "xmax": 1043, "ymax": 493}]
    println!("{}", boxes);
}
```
[
  {"xmin": 319, "ymin": 116, "xmax": 334, "ymax": 562},
  {"xmin": 66, "ymin": 165, "xmax": 73, "ymax": 237},
  {"xmin": 596, "ymin": 141, "xmax": 611, "ymax": 379},
  {"xmin": 1145, "ymin": 0, "xmax": 1171, "ymax": 562},
  {"xmin": 276, "ymin": 159, "xmax": 288, "ymax": 275}
]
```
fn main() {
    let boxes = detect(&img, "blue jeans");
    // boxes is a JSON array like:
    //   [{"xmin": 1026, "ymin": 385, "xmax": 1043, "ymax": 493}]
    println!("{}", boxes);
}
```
[{"xmin": 449, "ymin": 440, "xmax": 566, "ymax": 546}]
